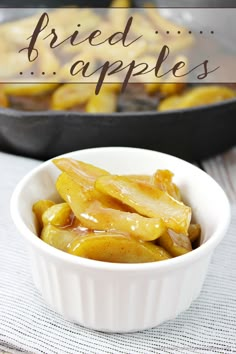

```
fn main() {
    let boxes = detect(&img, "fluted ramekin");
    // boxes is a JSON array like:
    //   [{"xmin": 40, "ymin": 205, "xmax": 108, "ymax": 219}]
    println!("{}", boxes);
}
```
[{"xmin": 11, "ymin": 147, "xmax": 230, "ymax": 333}]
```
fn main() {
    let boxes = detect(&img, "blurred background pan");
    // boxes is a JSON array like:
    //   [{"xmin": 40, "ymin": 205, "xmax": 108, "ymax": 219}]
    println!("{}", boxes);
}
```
[{"xmin": 0, "ymin": 0, "xmax": 235, "ymax": 161}]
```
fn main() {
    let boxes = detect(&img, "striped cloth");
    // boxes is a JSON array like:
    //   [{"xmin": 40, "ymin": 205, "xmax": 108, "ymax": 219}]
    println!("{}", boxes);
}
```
[{"xmin": 0, "ymin": 151, "xmax": 236, "ymax": 354}]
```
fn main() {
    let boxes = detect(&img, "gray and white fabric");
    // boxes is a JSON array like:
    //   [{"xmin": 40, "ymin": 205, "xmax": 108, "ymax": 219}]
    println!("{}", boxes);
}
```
[{"xmin": 0, "ymin": 151, "xmax": 235, "ymax": 354}]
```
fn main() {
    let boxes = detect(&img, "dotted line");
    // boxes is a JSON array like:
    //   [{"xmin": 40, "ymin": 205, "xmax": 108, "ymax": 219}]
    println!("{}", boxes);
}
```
[
  {"xmin": 19, "ymin": 72, "xmax": 57, "ymax": 75},
  {"xmin": 155, "ymin": 30, "xmax": 214, "ymax": 34}
]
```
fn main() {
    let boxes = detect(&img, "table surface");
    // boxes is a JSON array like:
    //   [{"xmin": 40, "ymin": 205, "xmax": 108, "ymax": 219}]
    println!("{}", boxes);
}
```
[{"xmin": 0, "ymin": 149, "xmax": 236, "ymax": 354}]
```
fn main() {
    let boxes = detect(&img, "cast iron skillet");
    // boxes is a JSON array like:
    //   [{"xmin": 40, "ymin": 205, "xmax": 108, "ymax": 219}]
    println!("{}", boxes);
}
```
[{"xmin": 0, "ymin": 0, "xmax": 236, "ymax": 161}]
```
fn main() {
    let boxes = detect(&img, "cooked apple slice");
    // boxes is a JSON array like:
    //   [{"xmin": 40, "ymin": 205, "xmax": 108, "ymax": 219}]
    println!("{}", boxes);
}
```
[
  {"xmin": 95, "ymin": 175, "xmax": 191, "ymax": 234},
  {"xmin": 158, "ymin": 95, "xmax": 182, "ymax": 112},
  {"xmin": 158, "ymin": 229, "xmax": 192, "ymax": 257},
  {"xmin": 42, "ymin": 203, "xmax": 73, "ymax": 228},
  {"xmin": 53, "ymin": 158, "xmax": 109, "ymax": 186},
  {"xmin": 50, "ymin": 84, "xmax": 95, "ymax": 110},
  {"xmin": 41, "ymin": 225, "xmax": 171, "ymax": 263},
  {"xmin": 125, "ymin": 175, "xmax": 151, "ymax": 184},
  {"xmin": 33, "ymin": 199, "xmax": 55, "ymax": 231},
  {"xmin": 4, "ymin": 83, "xmax": 59, "ymax": 96},
  {"xmin": 86, "ymin": 90, "xmax": 117, "ymax": 113},
  {"xmin": 56, "ymin": 173, "xmax": 165, "ymax": 241},
  {"xmin": 41, "ymin": 224, "xmax": 79, "ymax": 251},
  {"xmin": 110, "ymin": 0, "xmax": 131, "ymax": 7},
  {"xmin": 56, "ymin": 172, "xmax": 125, "ymax": 211},
  {"xmin": 79, "ymin": 201, "xmax": 165, "ymax": 241},
  {"xmin": 151, "ymin": 169, "xmax": 181, "ymax": 201},
  {"xmin": 188, "ymin": 224, "xmax": 201, "ymax": 243},
  {"xmin": 56, "ymin": 172, "xmax": 94, "ymax": 212},
  {"xmin": 176, "ymin": 86, "xmax": 235, "ymax": 109},
  {"xmin": 0, "ymin": 86, "xmax": 8, "ymax": 108},
  {"xmin": 68, "ymin": 233, "xmax": 171, "ymax": 263},
  {"xmin": 54, "ymin": 159, "xmax": 127, "ymax": 211}
]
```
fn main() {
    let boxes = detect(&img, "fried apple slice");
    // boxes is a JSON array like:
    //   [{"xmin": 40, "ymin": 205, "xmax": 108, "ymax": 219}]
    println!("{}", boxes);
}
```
[
  {"xmin": 86, "ymin": 90, "xmax": 117, "ymax": 113},
  {"xmin": 145, "ymin": 82, "xmax": 161, "ymax": 95},
  {"xmin": 158, "ymin": 229, "xmax": 192, "ymax": 257},
  {"xmin": 41, "ymin": 224, "xmax": 79, "ymax": 252},
  {"xmin": 0, "ymin": 86, "xmax": 8, "ymax": 108},
  {"xmin": 56, "ymin": 173, "xmax": 165, "ymax": 241},
  {"xmin": 53, "ymin": 158, "xmax": 109, "ymax": 186},
  {"xmin": 41, "ymin": 221, "xmax": 171, "ymax": 263},
  {"xmin": 33, "ymin": 199, "xmax": 55, "ymax": 231},
  {"xmin": 79, "ymin": 201, "xmax": 165, "ymax": 241},
  {"xmin": 110, "ymin": 0, "xmax": 131, "ymax": 7},
  {"xmin": 125, "ymin": 175, "xmax": 151, "ymax": 184},
  {"xmin": 177, "ymin": 86, "xmax": 235, "ymax": 109},
  {"xmin": 151, "ymin": 169, "xmax": 181, "ymax": 201},
  {"xmin": 56, "ymin": 172, "xmax": 125, "ymax": 212},
  {"xmin": 188, "ymin": 224, "xmax": 201, "ymax": 243},
  {"xmin": 68, "ymin": 233, "xmax": 171, "ymax": 263},
  {"xmin": 4, "ymin": 83, "xmax": 59, "ymax": 96},
  {"xmin": 158, "ymin": 95, "xmax": 181, "ymax": 112},
  {"xmin": 54, "ymin": 159, "xmax": 124, "ymax": 209},
  {"xmin": 51, "ymin": 84, "xmax": 95, "ymax": 110},
  {"xmin": 42, "ymin": 203, "xmax": 73, "ymax": 228},
  {"xmin": 95, "ymin": 176, "xmax": 191, "ymax": 234},
  {"xmin": 159, "ymin": 83, "xmax": 186, "ymax": 97},
  {"xmin": 56, "ymin": 172, "xmax": 96, "ymax": 211}
]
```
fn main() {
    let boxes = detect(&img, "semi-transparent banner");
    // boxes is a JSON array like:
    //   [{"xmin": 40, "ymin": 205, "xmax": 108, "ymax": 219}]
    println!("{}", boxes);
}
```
[{"xmin": 0, "ymin": 8, "xmax": 236, "ymax": 92}]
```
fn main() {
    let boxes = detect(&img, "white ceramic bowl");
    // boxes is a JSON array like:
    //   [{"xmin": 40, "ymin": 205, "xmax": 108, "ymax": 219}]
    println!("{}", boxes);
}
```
[{"xmin": 11, "ymin": 147, "xmax": 230, "ymax": 333}]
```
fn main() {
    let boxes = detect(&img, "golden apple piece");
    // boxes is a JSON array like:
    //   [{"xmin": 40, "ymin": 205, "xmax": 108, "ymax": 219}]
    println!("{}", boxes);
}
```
[
  {"xmin": 158, "ymin": 95, "xmax": 182, "ymax": 112},
  {"xmin": 159, "ymin": 83, "xmax": 186, "ymax": 96},
  {"xmin": 125, "ymin": 175, "xmax": 152, "ymax": 184},
  {"xmin": 151, "ymin": 169, "xmax": 181, "ymax": 201},
  {"xmin": 56, "ymin": 172, "xmax": 126, "ymax": 213},
  {"xmin": 188, "ymin": 224, "xmax": 201, "ymax": 243},
  {"xmin": 33, "ymin": 199, "xmax": 55, "ymax": 231},
  {"xmin": 68, "ymin": 234, "xmax": 171, "ymax": 263},
  {"xmin": 54, "ymin": 159, "xmax": 126, "ymax": 210},
  {"xmin": 103, "ymin": 83, "xmax": 122, "ymax": 93},
  {"xmin": 4, "ymin": 83, "xmax": 59, "ymax": 96},
  {"xmin": 56, "ymin": 173, "xmax": 156, "ymax": 240},
  {"xmin": 79, "ymin": 201, "xmax": 166, "ymax": 241},
  {"xmin": 177, "ymin": 86, "xmax": 235, "ymax": 109},
  {"xmin": 0, "ymin": 86, "xmax": 8, "ymax": 108},
  {"xmin": 56, "ymin": 173, "xmax": 90, "ymax": 212},
  {"xmin": 53, "ymin": 158, "xmax": 109, "ymax": 186},
  {"xmin": 110, "ymin": 0, "xmax": 131, "ymax": 7},
  {"xmin": 95, "ymin": 176, "xmax": 191, "ymax": 234},
  {"xmin": 145, "ymin": 82, "xmax": 161, "ymax": 95},
  {"xmin": 42, "ymin": 203, "xmax": 73, "ymax": 228},
  {"xmin": 51, "ymin": 84, "xmax": 95, "ymax": 110},
  {"xmin": 86, "ymin": 91, "xmax": 117, "ymax": 113},
  {"xmin": 158, "ymin": 229, "xmax": 192, "ymax": 257},
  {"xmin": 41, "ymin": 224, "xmax": 79, "ymax": 252}
]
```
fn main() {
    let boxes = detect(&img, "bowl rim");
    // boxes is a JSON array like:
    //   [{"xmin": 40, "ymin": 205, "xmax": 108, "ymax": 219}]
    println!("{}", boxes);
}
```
[{"xmin": 10, "ymin": 146, "xmax": 231, "ymax": 273}]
